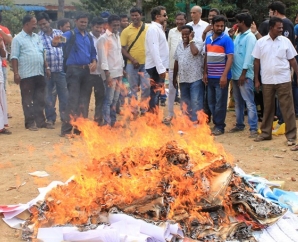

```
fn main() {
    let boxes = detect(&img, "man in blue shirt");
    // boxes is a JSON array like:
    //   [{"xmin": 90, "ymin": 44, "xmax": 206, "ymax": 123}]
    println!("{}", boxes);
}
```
[
  {"xmin": 52, "ymin": 12, "xmax": 97, "ymax": 136},
  {"xmin": 37, "ymin": 12, "xmax": 68, "ymax": 130},
  {"xmin": 203, "ymin": 15, "xmax": 234, "ymax": 136},
  {"xmin": 11, "ymin": 15, "xmax": 50, "ymax": 131},
  {"xmin": 229, "ymin": 13, "xmax": 258, "ymax": 138}
]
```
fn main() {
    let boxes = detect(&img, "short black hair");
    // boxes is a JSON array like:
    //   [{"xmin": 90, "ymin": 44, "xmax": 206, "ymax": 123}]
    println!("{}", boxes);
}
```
[
  {"xmin": 151, "ymin": 6, "xmax": 166, "ymax": 21},
  {"xmin": 209, "ymin": 8, "xmax": 220, "ymax": 15},
  {"xmin": 120, "ymin": 14, "xmax": 128, "ymax": 19},
  {"xmin": 211, "ymin": 15, "xmax": 226, "ymax": 25},
  {"xmin": 22, "ymin": 15, "xmax": 35, "ymax": 25},
  {"xmin": 108, "ymin": 15, "xmax": 121, "ymax": 24},
  {"xmin": 130, "ymin": 7, "xmax": 142, "ymax": 15},
  {"xmin": 75, "ymin": 12, "xmax": 89, "ymax": 20},
  {"xmin": 269, "ymin": 16, "xmax": 283, "ymax": 28},
  {"xmin": 268, "ymin": 1, "xmax": 286, "ymax": 15},
  {"xmin": 181, "ymin": 25, "xmax": 193, "ymax": 32},
  {"xmin": 91, "ymin": 17, "xmax": 104, "ymax": 26},
  {"xmin": 175, "ymin": 12, "xmax": 186, "ymax": 20},
  {"xmin": 57, "ymin": 18, "xmax": 70, "ymax": 29},
  {"xmin": 235, "ymin": 13, "xmax": 253, "ymax": 28},
  {"xmin": 36, "ymin": 12, "xmax": 50, "ymax": 22}
]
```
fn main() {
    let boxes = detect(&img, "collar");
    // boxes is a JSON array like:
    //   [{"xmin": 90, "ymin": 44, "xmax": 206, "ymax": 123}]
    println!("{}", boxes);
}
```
[
  {"xmin": 189, "ymin": 19, "xmax": 204, "ymax": 26},
  {"xmin": 151, "ymin": 21, "xmax": 162, "ymax": 29},
  {"xmin": 239, "ymin": 29, "xmax": 251, "ymax": 36},
  {"xmin": 21, "ymin": 29, "xmax": 36, "ymax": 37},
  {"xmin": 89, "ymin": 31, "xmax": 100, "ymax": 40},
  {"xmin": 208, "ymin": 32, "xmax": 225, "ymax": 42},
  {"xmin": 74, "ymin": 27, "xmax": 88, "ymax": 36},
  {"xmin": 128, "ymin": 22, "xmax": 144, "ymax": 29},
  {"xmin": 264, "ymin": 34, "xmax": 282, "ymax": 41},
  {"xmin": 105, "ymin": 29, "xmax": 118, "ymax": 37}
]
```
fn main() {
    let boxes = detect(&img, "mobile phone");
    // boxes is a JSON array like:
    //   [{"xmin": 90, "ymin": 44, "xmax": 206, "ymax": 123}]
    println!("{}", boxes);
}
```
[{"xmin": 59, "ymin": 36, "xmax": 66, "ymax": 43}]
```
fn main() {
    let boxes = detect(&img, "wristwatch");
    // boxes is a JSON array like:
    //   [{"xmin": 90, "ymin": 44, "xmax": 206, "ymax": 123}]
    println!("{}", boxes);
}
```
[{"xmin": 46, "ymin": 67, "xmax": 50, "ymax": 70}]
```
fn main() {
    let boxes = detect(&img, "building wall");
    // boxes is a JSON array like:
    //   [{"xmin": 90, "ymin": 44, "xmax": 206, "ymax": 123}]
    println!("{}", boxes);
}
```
[{"xmin": 13, "ymin": 0, "xmax": 80, "ymax": 6}]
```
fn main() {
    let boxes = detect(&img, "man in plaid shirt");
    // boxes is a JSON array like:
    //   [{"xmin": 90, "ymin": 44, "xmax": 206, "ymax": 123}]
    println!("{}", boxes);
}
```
[{"xmin": 37, "ymin": 12, "xmax": 68, "ymax": 129}]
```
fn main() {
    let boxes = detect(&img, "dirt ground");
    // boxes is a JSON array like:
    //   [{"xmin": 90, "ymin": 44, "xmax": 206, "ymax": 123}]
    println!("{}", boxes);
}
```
[{"xmin": 1, "ymin": 69, "xmax": 298, "ymax": 241}]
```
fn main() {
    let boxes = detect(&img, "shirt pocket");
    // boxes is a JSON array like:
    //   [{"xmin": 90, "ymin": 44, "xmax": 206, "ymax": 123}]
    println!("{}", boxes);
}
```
[{"xmin": 276, "ymin": 47, "xmax": 287, "ymax": 59}]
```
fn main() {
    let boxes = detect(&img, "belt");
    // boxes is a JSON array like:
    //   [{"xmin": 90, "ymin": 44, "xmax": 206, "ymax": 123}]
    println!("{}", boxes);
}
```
[{"xmin": 68, "ymin": 65, "xmax": 89, "ymax": 69}]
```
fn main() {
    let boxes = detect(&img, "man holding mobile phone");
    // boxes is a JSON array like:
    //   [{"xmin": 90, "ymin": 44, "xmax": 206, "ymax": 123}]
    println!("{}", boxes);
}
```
[{"xmin": 37, "ymin": 12, "xmax": 68, "ymax": 130}]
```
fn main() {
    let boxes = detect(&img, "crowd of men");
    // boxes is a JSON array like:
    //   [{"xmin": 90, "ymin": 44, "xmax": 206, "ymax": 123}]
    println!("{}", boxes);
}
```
[{"xmin": 1, "ymin": 1, "xmax": 298, "ymax": 149}]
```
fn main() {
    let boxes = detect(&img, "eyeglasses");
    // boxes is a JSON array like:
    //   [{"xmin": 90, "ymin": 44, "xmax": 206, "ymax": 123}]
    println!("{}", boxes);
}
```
[{"xmin": 161, "ymin": 13, "xmax": 167, "ymax": 17}]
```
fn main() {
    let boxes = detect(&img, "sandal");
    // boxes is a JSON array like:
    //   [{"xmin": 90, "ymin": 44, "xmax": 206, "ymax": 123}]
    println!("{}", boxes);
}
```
[
  {"xmin": 254, "ymin": 136, "xmax": 271, "ymax": 142},
  {"xmin": 162, "ymin": 116, "xmax": 173, "ymax": 125},
  {"xmin": 0, "ymin": 128, "xmax": 12, "ymax": 135},
  {"xmin": 290, "ymin": 145, "xmax": 298, "ymax": 151}
]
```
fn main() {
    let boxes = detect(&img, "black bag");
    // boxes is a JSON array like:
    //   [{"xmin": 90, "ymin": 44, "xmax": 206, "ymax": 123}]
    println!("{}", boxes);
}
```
[{"xmin": 123, "ymin": 22, "xmax": 145, "ymax": 68}]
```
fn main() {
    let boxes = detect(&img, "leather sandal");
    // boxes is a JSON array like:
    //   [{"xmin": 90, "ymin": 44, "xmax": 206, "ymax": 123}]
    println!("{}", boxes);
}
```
[{"xmin": 254, "ymin": 136, "xmax": 271, "ymax": 142}]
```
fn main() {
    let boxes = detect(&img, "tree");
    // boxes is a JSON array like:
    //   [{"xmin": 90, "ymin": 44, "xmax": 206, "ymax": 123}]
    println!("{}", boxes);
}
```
[
  {"xmin": 1, "ymin": 0, "xmax": 26, "ymax": 36},
  {"xmin": 74, "ymin": 0, "xmax": 134, "ymax": 16}
]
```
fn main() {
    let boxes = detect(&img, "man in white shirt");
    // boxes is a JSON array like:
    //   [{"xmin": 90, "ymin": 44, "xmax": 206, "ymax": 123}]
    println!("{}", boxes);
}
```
[
  {"xmin": 252, "ymin": 17, "xmax": 298, "ymax": 145},
  {"xmin": 145, "ymin": 6, "xmax": 169, "ymax": 114},
  {"xmin": 97, "ymin": 15, "xmax": 124, "ymax": 127},
  {"xmin": 163, "ymin": 12, "xmax": 186, "ymax": 124},
  {"xmin": 86, "ymin": 17, "xmax": 105, "ymax": 126},
  {"xmin": 187, "ymin": 5, "xmax": 209, "ymax": 42}
]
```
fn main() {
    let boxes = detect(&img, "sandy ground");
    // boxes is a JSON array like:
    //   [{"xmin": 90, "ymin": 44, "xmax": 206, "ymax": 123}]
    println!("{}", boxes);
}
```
[{"xmin": 1, "ymin": 70, "xmax": 298, "ymax": 241}]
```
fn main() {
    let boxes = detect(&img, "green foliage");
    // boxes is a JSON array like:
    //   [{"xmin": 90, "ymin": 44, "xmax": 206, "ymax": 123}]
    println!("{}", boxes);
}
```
[
  {"xmin": 1, "ymin": 0, "xmax": 26, "ymax": 36},
  {"xmin": 75, "ymin": 0, "xmax": 134, "ymax": 16}
]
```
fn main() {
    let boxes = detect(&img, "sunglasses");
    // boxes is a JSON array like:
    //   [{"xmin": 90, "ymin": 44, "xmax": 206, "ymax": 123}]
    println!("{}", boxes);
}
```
[{"xmin": 161, "ymin": 13, "xmax": 167, "ymax": 17}]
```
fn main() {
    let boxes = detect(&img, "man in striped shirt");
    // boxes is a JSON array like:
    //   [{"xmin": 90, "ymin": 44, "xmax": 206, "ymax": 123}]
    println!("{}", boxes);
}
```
[
  {"xmin": 203, "ymin": 15, "xmax": 234, "ymax": 136},
  {"xmin": 37, "ymin": 12, "xmax": 68, "ymax": 129}
]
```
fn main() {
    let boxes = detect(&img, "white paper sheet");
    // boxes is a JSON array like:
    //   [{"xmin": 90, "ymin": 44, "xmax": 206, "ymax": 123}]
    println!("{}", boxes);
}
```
[{"xmin": 2, "ymin": 217, "xmax": 25, "ymax": 229}]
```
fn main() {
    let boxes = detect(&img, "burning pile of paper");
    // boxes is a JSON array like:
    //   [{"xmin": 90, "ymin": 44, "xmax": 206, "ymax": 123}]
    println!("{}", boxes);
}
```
[{"xmin": 19, "ymin": 140, "xmax": 285, "ymax": 241}]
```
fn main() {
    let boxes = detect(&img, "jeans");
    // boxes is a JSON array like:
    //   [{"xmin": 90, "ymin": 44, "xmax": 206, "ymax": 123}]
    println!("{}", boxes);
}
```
[
  {"xmin": 180, "ymin": 80, "xmax": 204, "ymax": 122},
  {"xmin": 126, "ymin": 63, "xmax": 150, "ymax": 114},
  {"xmin": 207, "ymin": 78, "xmax": 229, "ymax": 132},
  {"xmin": 20, "ymin": 75, "xmax": 46, "ymax": 128},
  {"xmin": 232, "ymin": 78, "xmax": 258, "ymax": 131},
  {"xmin": 146, "ymin": 67, "xmax": 164, "ymax": 114},
  {"xmin": 61, "ymin": 66, "xmax": 93, "ymax": 135},
  {"xmin": 80, "ymin": 74, "xmax": 105, "ymax": 125},
  {"xmin": 45, "ymin": 71, "xmax": 68, "ymax": 123},
  {"xmin": 102, "ymin": 77, "xmax": 122, "ymax": 126}
]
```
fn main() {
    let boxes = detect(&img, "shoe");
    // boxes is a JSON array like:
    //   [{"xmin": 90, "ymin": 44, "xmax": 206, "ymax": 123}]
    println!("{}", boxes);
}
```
[
  {"xmin": 228, "ymin": 126, "xmax": 244, "ymax": 133},
  {"xmin": 46, "ymin": 122, "xmax": 55, "ymax": 129},
  {"xmin": 254, "ymin": 136, "xmax": 271, "ymax": 142},
  {"xmin": 212, "ymin": 129, "xmax": 224, "ymax": 136},
  {"xmin": 175, "ymin": 97, "xmax": 180, "ymax": 104},
  {"xmin": 162, "ymin": 116, "xmax": 173, "ymax": 125},
  {"xmin": 249, "ymin": 130, "xmax": 258, "ymax": 138},
  {"xmin": 7, "ymin": 113, "xmax": 12, "ymax": 119},
  {"xmin": 0, "ymin": 128, "xmax": 12, "ymax": 135},
  {"xmin": 28, "ymin": 125, "xmax": 38, "ymax": 131},
  {"xmin": 287, "ymin": 139, "xmax": 296, "ymax": 146},
  {"xmin": 290, "ymin": 145, "xmax": 298, "ymax": 151},
  {"xmin": 160, "ymin": 101, "xmax": 166, "ymax": 107}
]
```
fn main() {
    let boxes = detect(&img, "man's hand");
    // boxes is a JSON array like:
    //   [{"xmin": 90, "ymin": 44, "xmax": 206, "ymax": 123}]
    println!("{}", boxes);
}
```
[
  {"xmin": 159, "ymin": 72, "xmax": 166, "ymax": 80},
  {"xmin": 203, "ymin": 73, "xmax": 208, "ymax": 85},
  {"xmin": 238, "ymin": 74, "xmax": 247, "ymax": 86},
  {"xmin": 89, "ymin": 61, "xmax": 97, "ymax": 72},
  {"xmin": 106, "ymin": 77, "xmax": 113, "ymax": 87},
  {"xmin": 46, "ymin": 69, "xmax": 51, "ymax": 79},
  {"xmin": 203, "ymin": 25, "xmax": 212, "ymax": 35},
  {"xmin": 254, "ymin": 78, "xmax": 260, "ymax": 93},
  {"xmin": 251, "ymin": 21, "xmax": 257, "ymax": 34},
  {"xmin": 219, "ymin": 75, "xmax": 228, "ymax": 89},
  {"xmin": 131, "ymin": 59, "xmax": 140, "ymax": 69},
  {"xmin": 52, "ymin": 35, "xmax": 61, "ymax": 46},
  {"xmin": 14, "ymin": 73, "xmax": 21, "ymax": 85},
  {"xmin": 189, "ymin": 31, "xmax": 195, "ymax": 40}
]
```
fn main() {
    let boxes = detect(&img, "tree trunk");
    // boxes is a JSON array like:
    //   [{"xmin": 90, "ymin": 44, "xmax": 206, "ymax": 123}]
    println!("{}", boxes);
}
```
[{"xmin": 57, "ymin": 0, "xmax": 65, "ymax": 20}]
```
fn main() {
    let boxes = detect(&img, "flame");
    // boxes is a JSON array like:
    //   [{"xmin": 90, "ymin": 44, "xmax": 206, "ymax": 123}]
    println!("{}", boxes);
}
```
[{"xmin": 30, "ymin": 110, "xmax": 235, "ymax": 237}]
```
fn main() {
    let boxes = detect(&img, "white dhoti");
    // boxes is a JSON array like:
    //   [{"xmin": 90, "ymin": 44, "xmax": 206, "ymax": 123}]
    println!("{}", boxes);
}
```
[{"xmin": 0, "ymin": 82, "xmax": 8, "ymax": 129}]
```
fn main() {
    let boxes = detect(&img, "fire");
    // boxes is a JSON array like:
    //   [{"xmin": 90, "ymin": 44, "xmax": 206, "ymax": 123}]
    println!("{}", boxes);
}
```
[{"xmin": 25, "ymin": 110, "xmax": 284, "ymax": 240}]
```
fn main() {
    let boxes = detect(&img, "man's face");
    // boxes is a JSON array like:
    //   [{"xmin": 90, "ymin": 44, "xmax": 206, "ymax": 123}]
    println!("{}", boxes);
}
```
[
  {"xmin": 37, "ymin": 18, "xmax": 51, "ymax": 33},
  {"xmin": 208, "ymin": 11, "xmax": 217, "ymax": 23},
  {"xmin": 213, "ymin": 20, "xmax": 225, "ymax": 35},
  {"xmin": 61, "ymin": 22, "xmax": 70, "ymax": 33},
  {"xmin": 110, "ymin": 20, "xmax": 120, "ymax": 34},
  {"xmin": 175, "ymin": 14, "xmax": 186, "ymax": 28},
  {"xmin": 190, "ymin": 7, "xmax": 202, "ymax": 22},
  {"xmin": 120, "ymin": 17, "xmax": 129, "ymax": 29},
  {"xmin": 270, "ymin": 22, "xmax": 283, "ymax": 36},
  {"xmin": 130, "ymin": 12, "xmax": 142, "ymax": 26},
  {"xmin": 181, "ymin": 28, "xmax": 191, "ymax": 44},
  {"xmin": 27, "ymin": 17, "xmax": 37, "ymax": 32},
  {"xmin": 75, "ymin": 17, "xmax": 88, "ymax": 31},
  {"xmin": 92, "ymin": 24, "xmax": 103, "ymax": 37},
  {"xmin": 156, "ymin": 9, "xmax": 168, "ymax": 25},
  {"xmin": 269, "ymin": 9, "xmax": 275, "ymax": 17}
]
